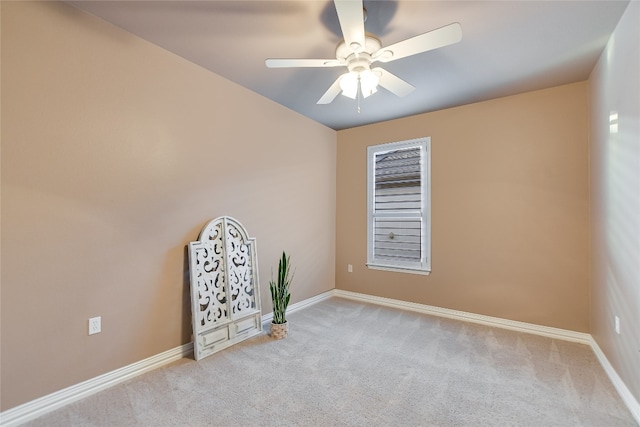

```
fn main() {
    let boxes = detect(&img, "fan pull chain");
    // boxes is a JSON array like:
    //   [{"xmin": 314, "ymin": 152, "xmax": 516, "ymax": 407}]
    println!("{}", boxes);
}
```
[{"xmin": 357, "ymin": 75, "xmax": 362, "ymax": 113}]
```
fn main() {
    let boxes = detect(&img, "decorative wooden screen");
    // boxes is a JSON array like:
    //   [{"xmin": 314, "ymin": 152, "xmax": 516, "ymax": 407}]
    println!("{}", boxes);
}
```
[{"xmin": 188, "ymin": 216, "xmax": 262, "ymax": 361}]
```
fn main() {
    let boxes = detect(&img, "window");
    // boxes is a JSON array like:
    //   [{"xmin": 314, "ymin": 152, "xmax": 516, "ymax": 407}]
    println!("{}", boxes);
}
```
[{"xmin": 367, "ymin": 137, "xmax": 431, "ymax": 274}]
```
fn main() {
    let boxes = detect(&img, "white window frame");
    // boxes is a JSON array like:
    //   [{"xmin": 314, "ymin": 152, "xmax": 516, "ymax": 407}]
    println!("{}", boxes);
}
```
[{"xmin": 366, "ymin": 137, "xmax": 431, "ymax": 275}]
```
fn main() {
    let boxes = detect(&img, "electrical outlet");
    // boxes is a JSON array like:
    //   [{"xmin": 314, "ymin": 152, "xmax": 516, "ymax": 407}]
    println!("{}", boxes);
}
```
[
  {"xmin": 89, "ymin": 316, "xmax": 101, "ymax": 335},
  {"xmin": 348, "ymin": 264, "xmax": 353, "ymax": 273},
  {"xmin": 615, "ymin": 316, "xmax": 620, "ymax": 335}
]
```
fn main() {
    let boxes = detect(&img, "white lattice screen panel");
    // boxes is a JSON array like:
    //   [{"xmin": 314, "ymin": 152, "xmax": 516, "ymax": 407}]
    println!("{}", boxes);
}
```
[{"xmin": 188, "ymin": 216, "xmax": 262, "ymax": 361}]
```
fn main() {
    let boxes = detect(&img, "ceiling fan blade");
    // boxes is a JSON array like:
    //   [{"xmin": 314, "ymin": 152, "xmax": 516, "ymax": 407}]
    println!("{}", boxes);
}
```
[
  {"xmin": 373, "ymin": 68, "xmax": 415, "ymax": 98},
  {"xmin": 317, "ymin": 76, "xmax": 344, "ymax": 104},
  {"xmin": 334, "ymin": 0, "xmax": 365, "ymax": 50},
  {"xmin": 265, "ymin": 58, "xmax": 342, "ymax": 68},
  {"xmin": 374, "ymin": 22, "xmax": 462, "ymax": 63}
]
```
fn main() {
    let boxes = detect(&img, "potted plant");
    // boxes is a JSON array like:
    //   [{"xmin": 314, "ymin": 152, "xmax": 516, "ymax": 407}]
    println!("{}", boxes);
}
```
[{"xmin": 269, "ymin": 251, "xmax": 293, "ymax": 339}]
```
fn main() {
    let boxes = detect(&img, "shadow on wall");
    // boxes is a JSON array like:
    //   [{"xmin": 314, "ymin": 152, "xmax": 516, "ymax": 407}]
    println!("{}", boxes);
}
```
[{"xmin": 182, "ymin": 245, "xmax": 193, "ymax": 347}]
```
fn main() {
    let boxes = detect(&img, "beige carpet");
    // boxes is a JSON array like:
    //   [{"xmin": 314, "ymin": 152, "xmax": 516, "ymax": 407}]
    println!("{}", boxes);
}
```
[{"xmin": 25, "ymin": 297, "xmax": 636, "ymax": 426}]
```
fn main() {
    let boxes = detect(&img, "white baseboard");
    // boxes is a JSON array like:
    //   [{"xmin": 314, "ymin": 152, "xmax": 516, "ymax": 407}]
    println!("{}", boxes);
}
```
[
  {"xmin": 261, "ymin": 289, "xmax": 334, "ymax": 324},
  {"xmin": 589, "ymin": 337, "xmax": 640, "ymax": 424},
  {"xmin": 334, "ymin": 289, "xmax": 591, "ymax": 344},
  {"xmin": 0, "ymin": 343, "xmax": 193, "ymax": 427},
  {"xmin": 334, "ymin": 289, "xmax": 639, "ymax": 425},
  {"xmin": 3, "ymin": 289, "xmax": 638, "ymax": 426}
]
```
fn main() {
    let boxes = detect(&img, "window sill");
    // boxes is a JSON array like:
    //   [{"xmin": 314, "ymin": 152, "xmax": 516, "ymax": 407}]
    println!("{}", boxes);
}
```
[{"xmin": 366, "ymin": 264, "xmax": 431, "ymax": 276}]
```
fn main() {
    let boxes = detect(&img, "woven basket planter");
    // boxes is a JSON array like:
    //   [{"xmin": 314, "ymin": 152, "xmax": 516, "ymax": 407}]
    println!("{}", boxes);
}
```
[{"xmin": 270, "ymin": 321, "xmax": 288, "ymax": 339}]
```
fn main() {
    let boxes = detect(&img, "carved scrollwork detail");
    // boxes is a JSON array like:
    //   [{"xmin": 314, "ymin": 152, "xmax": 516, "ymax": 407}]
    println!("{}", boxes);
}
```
[
  {"xmin": 193, "ymin": 230, "xmax": 227, "ymax": 328},
  {"xmin": 226, "ymin": 223, "xmax": 256, "ymax": 318}
]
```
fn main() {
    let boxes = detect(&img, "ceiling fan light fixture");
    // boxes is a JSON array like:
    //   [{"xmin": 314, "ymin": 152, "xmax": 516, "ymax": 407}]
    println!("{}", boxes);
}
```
[
  {"xmin": 339, "ymin": 72, "xmax": 359, "ymax": 99},
  {"xmin": 360, "ymin": 69, "xmax": 379, "ymax": 98},
  {"xmin": 339, "ymin": 69, "xmax": 379, "ymax": 100}
]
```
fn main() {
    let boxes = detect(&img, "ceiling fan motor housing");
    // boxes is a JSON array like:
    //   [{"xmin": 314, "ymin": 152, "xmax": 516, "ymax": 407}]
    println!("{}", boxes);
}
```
[{"xmin": 336, "ymin": 34, "xmax": 382, "ymax": 73}]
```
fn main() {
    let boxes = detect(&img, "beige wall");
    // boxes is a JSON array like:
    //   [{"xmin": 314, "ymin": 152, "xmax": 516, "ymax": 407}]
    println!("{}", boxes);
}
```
[
  {"xmin": 337, "ymin": 82, "xmax": 589, "ymax": 332},
  {"xmin": 1, "ymin": 2, "xmax": 336, "ymax": 410},
  {"xmin": 589, "ymin": 1, "xmax": 640, "ymax": 404}
]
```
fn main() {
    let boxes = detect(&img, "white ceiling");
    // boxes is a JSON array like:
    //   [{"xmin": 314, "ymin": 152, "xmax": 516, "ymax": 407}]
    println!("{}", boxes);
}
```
[{"xmin": 68, "ymin": 0, "xmax": 629, "ymax": 130}]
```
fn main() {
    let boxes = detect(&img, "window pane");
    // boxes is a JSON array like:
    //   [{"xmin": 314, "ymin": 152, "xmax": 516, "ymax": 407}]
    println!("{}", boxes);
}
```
[
  {"xmin": 373, "ymin": 218, "xmax": 422, "ymax": 262},
  {"xmin": 375, "ymin": 186, "xmax": 422, "ymax": 211},
  {"xmin": 375, "ymin": 147, "xmax": 421, "ymax": 191}
]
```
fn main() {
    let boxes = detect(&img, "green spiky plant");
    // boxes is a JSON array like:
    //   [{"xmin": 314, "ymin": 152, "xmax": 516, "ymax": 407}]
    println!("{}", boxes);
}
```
[{"xmin": 269, "ymin": 251, "xmax": 293, "ymax": 325}]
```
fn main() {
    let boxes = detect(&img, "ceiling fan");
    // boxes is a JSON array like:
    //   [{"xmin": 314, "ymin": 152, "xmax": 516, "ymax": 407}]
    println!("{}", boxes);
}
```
[{"xmin": 265, "ymin": 0, "xmax": 462, "ymax": 106}]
